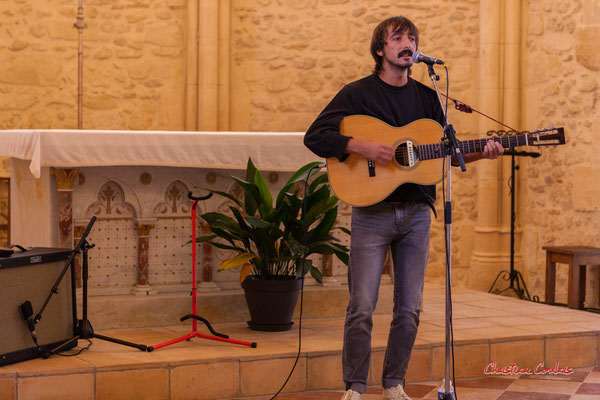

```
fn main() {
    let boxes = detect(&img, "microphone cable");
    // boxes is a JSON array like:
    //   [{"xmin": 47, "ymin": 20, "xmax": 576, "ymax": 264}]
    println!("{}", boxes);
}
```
[{"xmin": 268, "ymin": 163, "xmax": 323, "ymax": 400}]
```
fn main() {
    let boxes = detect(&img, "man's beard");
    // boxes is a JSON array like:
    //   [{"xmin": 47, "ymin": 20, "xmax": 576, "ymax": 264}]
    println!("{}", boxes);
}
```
[{"xmin": 384, "ymin": 50, "xmax": 413, "ymax": 72}]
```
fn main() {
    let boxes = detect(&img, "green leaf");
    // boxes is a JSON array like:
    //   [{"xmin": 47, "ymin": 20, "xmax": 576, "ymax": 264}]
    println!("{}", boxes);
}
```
[
  {"xmin": 201, "ymin": 212, "xmax": 241, "ymax": 232},
  {"xmin": 332, "ymin": 226, "xmax": 351, "ymax": 235},
  {"xmin": 229, "ymin": 206, "xmax": 251, "ymax": 231},
  {"xmin": 199, "ymin": 189, "xmax": 243, "ymax": 209},
  {"xmin": 245, "ymin": 157, "xmax": 258, "ymax": 183},
  {"xmin": 276, "ymin": 161, "xmax": 322, "ymax": 205},
  {"xmin": 208, "ymin": 226, "xmax": 243, "ymax": 245},
  {"xmin": 244, "ymin": 216, "xmax": 272, "ymax": 229},
  {"xmin": 305, "ymin": 196, "xmax": 338, "ymax": 228},
  {"xmin": 309, "ymin": 266, "xmax": 323, "ymax": 284},
  {"xmin": 199, "ymin": 240, "xmax": 247, "ymax": 252},
  {"xmin": 309, "ymin": 207, "xmax": 337, "ymax": 242},
  {"xmin": 284, "ymin": 161, "xmax": 323, "ymax": 187},
  {"xmin": 308, "ymin": 173, "xmax": 329, "ymax": 194},
  {"xmin": 233, "ymin": 175, "xmax": 260, "ymax": 216},
  {"xmin": 218, "ymin": 252, "xmax": 257, "ymax": 271},
  {"xmin": 253, "ymin": 169, "xmax": 273, "ymax": 217},
  {"xmin": 190, "ymin": 234, "xmax": 217, "ymax": 244},
  {"xmin": 334, "ymin": 249, "xmax": 349, "ymax": 265},
  {"xmin": 304, "ymin": 185, "xmax": 331, "ymax": 215},
  {"xmin": 295, "ymin": 258, "xmax": 312, "ymax": 277}
]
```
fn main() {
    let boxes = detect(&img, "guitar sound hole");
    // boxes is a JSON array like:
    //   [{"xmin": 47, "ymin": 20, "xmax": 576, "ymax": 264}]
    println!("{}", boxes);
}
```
[{"xmin": 395, "ymin": 142, "xmax": 419, "ymax": 167}]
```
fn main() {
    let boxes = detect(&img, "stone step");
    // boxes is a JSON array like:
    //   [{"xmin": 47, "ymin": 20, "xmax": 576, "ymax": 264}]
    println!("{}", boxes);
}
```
[{"xmin": 85, "ymin": 280, "xmax": 394, "ymax": 330}]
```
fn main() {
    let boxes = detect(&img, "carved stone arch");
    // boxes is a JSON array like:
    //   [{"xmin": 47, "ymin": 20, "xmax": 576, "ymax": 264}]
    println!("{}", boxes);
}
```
[
  {"xmin": 152, "ymin": 180, "xmax": 194, "ymax": 217},
  {"xmin": 85, "ymin": 181, "xmax": 137, "ymax": 219}
]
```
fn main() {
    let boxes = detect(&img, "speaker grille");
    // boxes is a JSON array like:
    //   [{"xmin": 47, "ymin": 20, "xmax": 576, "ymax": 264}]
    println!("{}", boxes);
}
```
[{"xmin": 0, "ymin": 248, "xmax": 75, "ymax": 364}]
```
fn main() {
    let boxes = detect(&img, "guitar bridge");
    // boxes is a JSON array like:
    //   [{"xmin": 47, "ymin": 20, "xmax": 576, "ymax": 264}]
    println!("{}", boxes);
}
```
[
  {"xmin": 405, "ymin": 141, "xmax": 417, "ymax": 167},
  {"xmin": 367, "ymin": 159, "xmax": 375, "ymax": 177}
]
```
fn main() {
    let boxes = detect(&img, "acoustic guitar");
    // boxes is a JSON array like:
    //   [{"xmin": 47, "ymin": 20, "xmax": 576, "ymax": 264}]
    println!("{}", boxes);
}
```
[{"xmin": 326, "ymin": 115, "xmax": 565, "ymax": 207}]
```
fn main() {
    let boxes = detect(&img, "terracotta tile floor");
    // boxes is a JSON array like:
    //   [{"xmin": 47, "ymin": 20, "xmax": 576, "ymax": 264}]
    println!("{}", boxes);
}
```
[
  {"xmin": 1, "ymin": 284, "xmax": 598, "ymax": 399},
  {"xmin": 240, "ymin": 367, "xmax": 600, "ymax": 399}
]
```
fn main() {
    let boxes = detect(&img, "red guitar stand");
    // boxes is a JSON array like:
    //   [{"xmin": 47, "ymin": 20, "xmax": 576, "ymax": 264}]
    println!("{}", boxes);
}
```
[{"xmin": 147, "ymin": 191, "xmax": 257, "ymax": 352}]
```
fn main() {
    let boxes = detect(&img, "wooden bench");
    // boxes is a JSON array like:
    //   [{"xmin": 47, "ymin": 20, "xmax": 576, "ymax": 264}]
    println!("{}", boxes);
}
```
[{"xmin": 543, "ymin": 245, "xmax": 600, "ymax": 309}]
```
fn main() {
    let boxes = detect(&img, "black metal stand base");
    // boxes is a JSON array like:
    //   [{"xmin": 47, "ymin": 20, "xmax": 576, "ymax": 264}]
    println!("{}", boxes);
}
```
[
  {"xmin": 488, "ymin": 150, "xmax": 541, "ymax": 303},
  {"xmin": 438, "ymin": 392, "xmax": 455, "ymax": 400},
  {"xmin": 78, "ymin": 318, "xmax": 147, "ymax": 351},
  {"xmin": 76, "ymin": 242, "xmax": 148, "ymax": 352},
  {"xmin": 38, "ymin": 217, "xmax": 148, "ymax": 357},
  {"xmin": 489, "ymin": 269, "xmax": 532, "ymax": 301}
]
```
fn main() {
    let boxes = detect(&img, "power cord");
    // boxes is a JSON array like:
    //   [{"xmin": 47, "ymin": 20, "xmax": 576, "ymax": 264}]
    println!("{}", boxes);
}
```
[{"xmin": 268, "ymin": 163, "xmax": 322, "ymax": 399}]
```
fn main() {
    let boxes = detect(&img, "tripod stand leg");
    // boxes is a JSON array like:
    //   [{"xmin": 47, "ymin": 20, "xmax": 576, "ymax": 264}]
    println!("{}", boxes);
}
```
[
  {"xmin": 515, "ymin": 270, "xmax": 532, "ymax": 301},
  {"xmin": 93, "ymin": 333, "xmax": 148, "ymax": 351}
]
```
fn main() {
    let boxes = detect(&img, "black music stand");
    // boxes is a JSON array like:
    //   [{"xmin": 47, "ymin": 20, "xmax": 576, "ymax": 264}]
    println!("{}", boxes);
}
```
[
  {"xmin": 488, "ymin": 149, "xmax": 541, "ymax": 301},
  {"xmin": 36, "ymin": 216, "xmax": 148, "ymax": 356}
]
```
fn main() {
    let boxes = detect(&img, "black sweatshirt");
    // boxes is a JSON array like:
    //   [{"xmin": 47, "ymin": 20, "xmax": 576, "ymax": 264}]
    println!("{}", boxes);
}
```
[{"xmin": 304, "ymin": 74, "xmax": 445, "ymax": 207}]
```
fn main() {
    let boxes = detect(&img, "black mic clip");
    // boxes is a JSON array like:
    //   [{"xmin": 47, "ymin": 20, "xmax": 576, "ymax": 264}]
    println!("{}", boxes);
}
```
[{"xmin": 19, "ymin": 300, "xmax": 39, "ymax": 345}]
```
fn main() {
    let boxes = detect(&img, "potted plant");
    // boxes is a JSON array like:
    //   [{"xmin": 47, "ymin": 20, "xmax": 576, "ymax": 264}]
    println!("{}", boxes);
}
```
[{"xmin": 197, "ymin": 158, "xmax": 349, "ymax": 331}]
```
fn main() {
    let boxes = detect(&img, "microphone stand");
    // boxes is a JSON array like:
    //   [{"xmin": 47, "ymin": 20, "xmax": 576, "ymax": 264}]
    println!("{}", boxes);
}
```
[
  {"xmin": 488, "ymin": 150, "xmax": 540, "ymax": 301},
  {"xmin": 36, "ymin": 216, "xmax": 148, "ymax": 357},
  {"xmin": 428, "ymin": 63, "xmax": 463, "ymax": 400}
]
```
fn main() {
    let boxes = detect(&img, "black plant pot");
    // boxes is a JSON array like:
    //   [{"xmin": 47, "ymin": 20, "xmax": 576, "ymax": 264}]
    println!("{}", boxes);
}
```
[{"xmin": 241, "ymin": 277, "xmax": 302, "ymax": 332}]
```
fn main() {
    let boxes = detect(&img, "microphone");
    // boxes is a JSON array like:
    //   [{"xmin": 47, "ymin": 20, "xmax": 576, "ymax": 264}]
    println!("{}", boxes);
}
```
[
  {"xmin": 19, "ymin": 301, "xmax": 38, "ymax": 344},
  {"xmin": 412, "ymin": 50, "xmax": 445, "ymax": 65}
]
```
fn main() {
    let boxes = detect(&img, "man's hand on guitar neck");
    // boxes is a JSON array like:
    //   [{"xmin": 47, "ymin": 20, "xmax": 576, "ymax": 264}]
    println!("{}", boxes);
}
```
[
  {"xmin": 345, "ymin": 138, "xmax": 394, "ymax": 166},
  {"xmin": 457, "ymin": 133, "xmax": 504, "ymax": 164}
]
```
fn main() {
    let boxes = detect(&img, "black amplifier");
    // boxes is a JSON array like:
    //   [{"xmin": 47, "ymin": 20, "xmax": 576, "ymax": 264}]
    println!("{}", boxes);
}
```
[{"xmin": 0, "ymin": 247, "xmax": 77, "ymax": 366}]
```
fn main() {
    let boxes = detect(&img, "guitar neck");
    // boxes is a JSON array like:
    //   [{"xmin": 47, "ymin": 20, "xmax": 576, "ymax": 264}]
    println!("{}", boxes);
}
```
[
  {"xmin": 460, "ymin": 135, "xmax": 528, "ymax": 155},
  {"xmin": 418, "ymin": 134, "xmax": 528, "ymax": 160}
]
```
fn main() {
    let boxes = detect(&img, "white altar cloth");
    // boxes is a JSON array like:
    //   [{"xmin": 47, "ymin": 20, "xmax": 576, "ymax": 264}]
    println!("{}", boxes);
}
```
[{"xmin": 0, "ymin": 129, "xmax": 319, "ymax": 178}]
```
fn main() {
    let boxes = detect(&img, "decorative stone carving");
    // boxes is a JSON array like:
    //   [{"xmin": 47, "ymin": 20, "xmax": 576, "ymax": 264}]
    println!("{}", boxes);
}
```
[
  {"xmin": 51, "ymin": 168, "xmax": 79, "ymax": 250},
  {"xmin": 86, "ymin": 181, "xmax": 136, "ymax": 219},
  {"xmin": 51, "ymin": 168, "xmax": 79, "ymax": 191},
  {"xmin": 133, "ymin": 218, "xmax": 157, "ymax": 296},
  {"xmin": 268, "ymin": 171, "xmax": 278, "ymax": 183},
  {"xmin": 206, "ymin": 172, "xmax": 217, "ymax": 184},
  {"xmin": 152, "ymin": 180, "xmax": 192, "ymax": 216},
  {"xmin": 140, "ymin": 172, "xmax": 152, "ymax": 185}
]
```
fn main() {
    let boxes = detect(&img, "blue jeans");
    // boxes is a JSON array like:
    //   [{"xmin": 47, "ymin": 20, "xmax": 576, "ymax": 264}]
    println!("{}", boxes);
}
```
[{"xmin": 343, "ymin": 202, "xmax": 431, "ymax": 393}]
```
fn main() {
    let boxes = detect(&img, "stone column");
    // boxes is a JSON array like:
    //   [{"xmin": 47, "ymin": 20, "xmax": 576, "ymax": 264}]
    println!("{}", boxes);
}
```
[
  {"xmin": 217, "ymin": 0, "xmax": 231, "ymax": 130},
  {"xmin": 469, "ymin": 0, "xmax": 508, "ymax": 290},
  {"xmin": 73, "ymin": 222, "xmax": 86, "ymax": 288},
  {"xmin": 500, "ymin": 0, "xmax": 524, "ymax": 268},
  {"xmin": 197, "ymin": 0, "xmax": 219, "ymax": 131},
  {"xmin": 185, "ymin": 0, "xmax": 199, "ymax": 130},
  {"xmin": 381, "ymin": 248, "xmax": 392, "ymax": 285},
  {"xmin": 50, "ymin": 168, "xmax": 79, "ymax": 250},
  {"xmin": 321, "ymin": 253, "xmax": 340, "ymax": 286},
  {"xmin": 132, "ymin": 218, "xmax": 157, "ymax": 296},
  {"xmin": 198, "ymin": 221, "xmax": 220, "ymax": 291}
]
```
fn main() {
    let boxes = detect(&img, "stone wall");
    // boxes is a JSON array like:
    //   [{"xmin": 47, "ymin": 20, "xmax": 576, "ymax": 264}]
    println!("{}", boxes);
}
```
[
  {"xmin": 0, "ymin": 0, "xmax": 598, "ymax": 304},
  {"xmin": 522, "ymin": 0, "xmax": 600, "ymax": 305},
  {"xmin": 228, "ymin": 0, "xmax": 482, "ymax": 289},
  {"xmin": 0, "ymin": 0, "xmax": 186, "ymax": 130}
]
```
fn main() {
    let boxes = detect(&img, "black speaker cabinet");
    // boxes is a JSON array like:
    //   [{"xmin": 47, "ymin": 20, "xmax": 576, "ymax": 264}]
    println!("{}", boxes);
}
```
[{"xmin": 0, "ymin": 247, "xmax": 77, "ymax": 366}]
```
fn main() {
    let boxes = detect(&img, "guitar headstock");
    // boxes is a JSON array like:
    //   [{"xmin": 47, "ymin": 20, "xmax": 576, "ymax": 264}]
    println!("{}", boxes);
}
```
[{"xmin": 527, "ymin": 127, "xmax": 566, "ymax": 147}]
